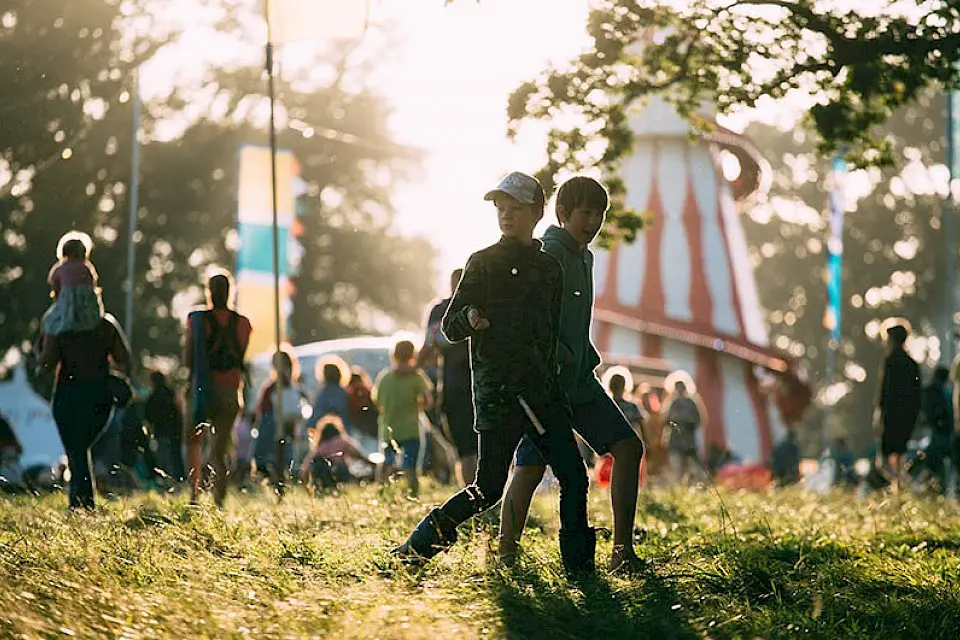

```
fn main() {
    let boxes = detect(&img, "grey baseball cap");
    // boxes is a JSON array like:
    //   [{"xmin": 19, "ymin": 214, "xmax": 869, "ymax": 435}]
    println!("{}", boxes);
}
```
[{"xmin": 483, "ymin": 171, "xmax": 545, "ymax": 205}]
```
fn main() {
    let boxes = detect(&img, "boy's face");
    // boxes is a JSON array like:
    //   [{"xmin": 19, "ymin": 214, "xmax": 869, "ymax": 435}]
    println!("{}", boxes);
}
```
[
  {"xmin": 494, "ymin": 195, "xmax": 540, "ymax": 241},
  {"xmin": 559, "ymin": 205, "xmax": 605, "ymax": 247}
]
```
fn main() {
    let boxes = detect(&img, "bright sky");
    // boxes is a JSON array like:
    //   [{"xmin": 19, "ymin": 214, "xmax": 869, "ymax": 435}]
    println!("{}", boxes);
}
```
[
  {"xmin": 373, "ymin": 0, "xmax": 592, "ymax": 290},
  {"xmin": 137, "ymin": 0, "xmax": 593, "ymax": 295}
]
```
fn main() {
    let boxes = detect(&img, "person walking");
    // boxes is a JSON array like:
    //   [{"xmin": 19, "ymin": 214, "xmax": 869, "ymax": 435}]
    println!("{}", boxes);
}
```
[
  {"xmin": 183, "ymin": 271, "xmax": 252, "ymax": 506},
  {"xmin": 40, "ymin": 310, "xmax": 130, "ymax": 510},
  {"xmin": 874, "ymin": 324, "xmax": 921, "ymax": 493}
]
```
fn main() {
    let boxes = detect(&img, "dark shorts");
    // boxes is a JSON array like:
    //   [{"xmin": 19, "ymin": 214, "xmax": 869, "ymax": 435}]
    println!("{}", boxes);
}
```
[
  {"xmin": 443, "ymin": 387, "xmax": 478, "ymax": 459},
  {"xmin": 515, "ymin": 392, "xmax": 637, "ymax": 467},
  {"xmin": 383, "ymin": 438, "xmax": 421, "ymax": 470},
  {"xmin": 881, "ymin": 431, "xmax": 911, "ymax": 456}
]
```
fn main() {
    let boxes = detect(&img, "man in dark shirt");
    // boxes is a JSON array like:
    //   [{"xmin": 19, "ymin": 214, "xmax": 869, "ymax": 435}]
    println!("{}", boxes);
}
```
[
  {"xmin": 392, "ymin": 171, "xmax": 595, "ymax": 574},
  {"xmin": 923, "ymin": 365, "xmax": 954, "ymax": 490},
  {"xmin": 144, "ymin": 370, "xmax": 185, "ymax": 482},
  {"xmin": 419, "ymin": 268, "xmax": 477, "ymax": 486},
  {"xmin": 874, "ymin": 324, "xmax": 921, "ymax": 492}
]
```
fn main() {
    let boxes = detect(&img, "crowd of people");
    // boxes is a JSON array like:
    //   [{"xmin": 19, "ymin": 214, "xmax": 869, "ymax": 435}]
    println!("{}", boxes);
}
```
[{"xmin": 19, "ymin": 168, "xmax": 960, "ymax": 577}]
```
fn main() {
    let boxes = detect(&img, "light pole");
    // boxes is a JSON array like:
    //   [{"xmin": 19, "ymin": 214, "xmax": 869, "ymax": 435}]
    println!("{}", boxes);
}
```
[{"xmin": 124, "ymin": 68, "xmax": 141, "ymax": 353}]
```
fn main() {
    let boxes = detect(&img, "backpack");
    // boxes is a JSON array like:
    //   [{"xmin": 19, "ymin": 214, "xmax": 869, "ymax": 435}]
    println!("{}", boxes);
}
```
[
  {"xmin": 667, "ymin": 396, "xmax": 701, "ymax": 427},
  {"xmin": 205, "ymin": 310, "xmax": 243, "ymax": 372}
]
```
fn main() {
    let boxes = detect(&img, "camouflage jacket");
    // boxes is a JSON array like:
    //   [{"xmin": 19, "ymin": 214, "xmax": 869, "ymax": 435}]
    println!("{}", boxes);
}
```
[{"xmin": 441, "ymin": 236, "xmax": 566, "ymax": 429}]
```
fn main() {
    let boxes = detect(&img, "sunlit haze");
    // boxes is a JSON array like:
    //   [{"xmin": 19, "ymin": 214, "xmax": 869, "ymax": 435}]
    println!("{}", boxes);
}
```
[
  {"xmin": 136, "ymin": 0, "xmax": 592, "ymax": 295},
  {"xmin": 373, "ymin": 0, "xmax": 591, "ymax": 289}
]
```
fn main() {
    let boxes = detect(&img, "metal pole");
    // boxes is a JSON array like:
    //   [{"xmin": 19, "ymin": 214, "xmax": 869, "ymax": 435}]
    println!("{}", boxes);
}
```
[
  {"xmin": 946, "ymin": 91, "xmax": 956, "ymax": 365},
  {"xmin": 124, "ymin": 69, "xmax": 141, "ymax": 351},
  {"xmin": 265, "ymin": 0, "xmax": 286, "ymax": 498}
]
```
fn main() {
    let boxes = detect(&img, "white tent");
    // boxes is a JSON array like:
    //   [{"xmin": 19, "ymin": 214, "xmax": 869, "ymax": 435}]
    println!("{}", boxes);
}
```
[{"xmin": 0, "ymin": 365, "xmax": 64, "ymax": 468}]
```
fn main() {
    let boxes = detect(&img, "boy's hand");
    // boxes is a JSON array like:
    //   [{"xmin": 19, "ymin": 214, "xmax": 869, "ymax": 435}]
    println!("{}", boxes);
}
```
[{"xmin": 468, "ymin": 307, "xmax": 490, "ymax": 331}]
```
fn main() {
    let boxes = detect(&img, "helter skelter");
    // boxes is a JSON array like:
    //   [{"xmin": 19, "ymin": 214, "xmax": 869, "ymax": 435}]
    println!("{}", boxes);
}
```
[{"xmin": 593, "ymin": 96, "xmax": 811, "ymax": 464}]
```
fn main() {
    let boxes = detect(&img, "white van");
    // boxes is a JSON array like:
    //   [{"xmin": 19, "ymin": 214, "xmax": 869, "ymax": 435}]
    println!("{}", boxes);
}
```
[{"xmin": 246, "ymin": 333, "xmax": 424, "ymax": 406}]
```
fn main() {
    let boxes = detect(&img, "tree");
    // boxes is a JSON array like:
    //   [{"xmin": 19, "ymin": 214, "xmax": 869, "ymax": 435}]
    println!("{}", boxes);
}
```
[
  {"xmin": 740, "ymin": 90, "xmax": 947, "ymax": 451},
  {"xmin": 134, "ymin": 69, "xmax": 436, "ymax": 356},
  {"xmin": 0, "ymin": 0, "xmax": 169, "ymax": 361},
  {"xmin": 0, "ymin": 0, "xmax": 436, "ymax": 378},
  {"xmin": 500, "ymin": 0, "xmax": 960, "ymax": 239}
]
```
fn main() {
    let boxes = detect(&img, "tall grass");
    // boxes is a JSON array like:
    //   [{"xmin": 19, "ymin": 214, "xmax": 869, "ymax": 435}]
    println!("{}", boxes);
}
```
[{"xmin": 2, "ymin": 481, "xmax": 959, "ymax": 639}]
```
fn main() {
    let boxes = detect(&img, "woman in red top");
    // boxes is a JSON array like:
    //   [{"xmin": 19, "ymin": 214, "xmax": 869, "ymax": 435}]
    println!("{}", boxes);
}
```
[{"xmin": 183, "ymin": 272, "xmax": 252, "ymax": 506}]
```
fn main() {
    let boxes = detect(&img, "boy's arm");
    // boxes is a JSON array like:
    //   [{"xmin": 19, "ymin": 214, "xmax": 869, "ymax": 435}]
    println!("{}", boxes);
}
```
[
  {"xmin": 441, "ymin": 254, "xmax": 485, "ymax": 343},
  {"xmin": 548, "ymin": 264, "xmax": 564, "ymax": 370}
]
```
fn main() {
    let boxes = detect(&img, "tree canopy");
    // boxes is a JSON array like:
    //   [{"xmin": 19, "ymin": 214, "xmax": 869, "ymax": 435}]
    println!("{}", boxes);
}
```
[
  {"xmin": 499, "ymin": 0, "xmax": 960, "ymax": 240},
  {"xmin": 740, "ymin": 90, "xmax": 948, "ymax": 451},
  {"xmin": 0, "ymin": 0, "xmax": 435, "ymax": 379}
]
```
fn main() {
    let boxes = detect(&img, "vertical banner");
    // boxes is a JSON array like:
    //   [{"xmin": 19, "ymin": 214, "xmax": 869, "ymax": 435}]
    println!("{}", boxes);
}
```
[
  {"xmin": 823, "ymin": 154, "xmax": 846, "ymax": 345},
  {"xmin": 946, "ymin": 85, "xmax": 960, "ymax": 363},
  {"xmin": 235, "ymin": 144, "xmax": 303, "ymax": 357}
]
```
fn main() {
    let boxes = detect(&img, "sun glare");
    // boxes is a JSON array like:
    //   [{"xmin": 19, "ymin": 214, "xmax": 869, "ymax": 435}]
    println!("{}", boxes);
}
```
[
  {"xmin": 373, "ymin": 0, "xmax": 591, "ymax": 284},
  {"xmin": 134, "ymin": 0, "xmax": 591, "ymax": 290}
]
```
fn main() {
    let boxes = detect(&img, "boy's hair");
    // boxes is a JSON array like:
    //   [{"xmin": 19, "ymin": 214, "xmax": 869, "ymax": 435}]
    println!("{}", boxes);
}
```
[
  {"xmin": 57, "ymin": 230, "xmax": 93, "ymax": 261},
  {"xmin": 393, "ymin": 340, "xmax": 416, "ymax": 363},
  {"xmin": 556, "ymin": 176, "xmax": 609, "ymax": 222},
  {"xmin": 320, "ymin": 421, "xmax": 343, "ymax": 443}
]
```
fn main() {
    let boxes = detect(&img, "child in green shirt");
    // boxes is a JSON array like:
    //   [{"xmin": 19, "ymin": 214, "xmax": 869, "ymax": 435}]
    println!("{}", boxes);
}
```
[{"xmin": 374, "ymin": 340, "xmax": 432, "ymax": 497}]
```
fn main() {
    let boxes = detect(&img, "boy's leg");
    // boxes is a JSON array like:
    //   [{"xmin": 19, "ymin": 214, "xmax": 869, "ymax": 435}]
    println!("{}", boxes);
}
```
[
  {"xmin": 402, "ymin": 439, "xmax": 421, "ymax": 498},
  {"xmin": 394, "ymin": 418, "xmax": 523, "ymax": 562},
  {"xmin": 569, "ymin": 394, "xmax": 644, "ymax": 569},
  {"xmin": 607, "ymin": 437, "xmax": 643, "ymax": 565},
  {"xmin": 497, "ymin": 438, "xmax": 545, "ymax": 561},
  {"xmin": 444, "ymin": 392, "xmax": 479, "ymax": 486},
  {"xmin": 522, "ymin": 397, "xmax": 593, "ymax": 573}
]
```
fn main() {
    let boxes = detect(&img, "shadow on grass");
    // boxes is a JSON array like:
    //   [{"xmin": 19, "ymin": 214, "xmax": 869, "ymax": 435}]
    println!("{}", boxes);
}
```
[
  {"xmin": 690, "ymin": 536, "xmax": 960, "ymax": 639},
  {"xmin": 492, "ymin": 562, "xmax": 699, "ymax": 640},
  {"xmin": 640, "ymin": 496, "xmax": 688, "ymax": 526}
]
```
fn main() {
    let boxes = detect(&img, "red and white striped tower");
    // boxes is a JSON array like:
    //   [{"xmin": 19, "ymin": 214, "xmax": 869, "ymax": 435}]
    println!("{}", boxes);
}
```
[{"xmin": 592, "ymin": 98, "xmax": 790, "ymax": 463}]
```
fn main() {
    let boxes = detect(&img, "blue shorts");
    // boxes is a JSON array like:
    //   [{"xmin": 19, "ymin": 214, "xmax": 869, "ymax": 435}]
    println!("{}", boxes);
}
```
[
  {"xmin": 382, "ymin": 437, "xmax": 421, "ymax": 470},
  {"xmin": 515, "ymin": 392, "xmax": 638, "ymax": 467}
]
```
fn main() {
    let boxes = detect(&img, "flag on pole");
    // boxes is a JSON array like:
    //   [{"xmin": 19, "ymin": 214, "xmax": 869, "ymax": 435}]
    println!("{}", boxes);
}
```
[
  {"xmin": 823, "ymin": 154, "xmax": 846, "ymax": 344},
  {"xmin": 266, "ymin": 0, "xmax": 369, "ymax": 45},
  {"xmin": 235, "ymin": 144, "xmax": 302, "ymax": 357}
]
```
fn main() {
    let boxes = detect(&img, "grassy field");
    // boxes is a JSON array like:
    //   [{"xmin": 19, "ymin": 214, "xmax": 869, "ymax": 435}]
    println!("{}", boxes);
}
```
[{"xmin": 2, "ymin": 480, "xmax": 960, "ymax": 640}]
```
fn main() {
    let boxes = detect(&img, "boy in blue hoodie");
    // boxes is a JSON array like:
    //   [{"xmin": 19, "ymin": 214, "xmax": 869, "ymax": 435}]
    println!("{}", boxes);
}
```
[{"xmin": 498, "ymin": 176, "xmax": 645, "ymax": 572}]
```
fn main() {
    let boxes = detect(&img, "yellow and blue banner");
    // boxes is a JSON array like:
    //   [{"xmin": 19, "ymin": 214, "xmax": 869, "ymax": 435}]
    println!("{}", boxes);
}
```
[
  {"xmin": 823, "ymin": 154, "xmax": 846, "ymax": 344},
  {"xmin": 235, "ymin": 144, "xmax": 305, "ymax": 357}
]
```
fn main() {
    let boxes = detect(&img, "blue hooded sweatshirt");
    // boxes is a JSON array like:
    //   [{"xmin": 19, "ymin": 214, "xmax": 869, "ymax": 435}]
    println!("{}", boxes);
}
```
[{"xmin": 541, "ymin": 225, "xmax": 605, "ymax": 405}]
